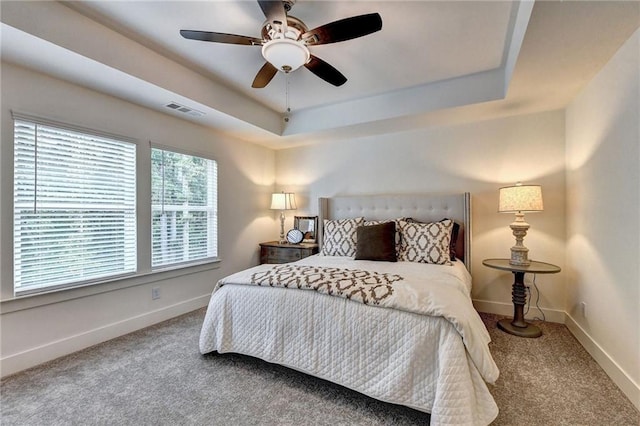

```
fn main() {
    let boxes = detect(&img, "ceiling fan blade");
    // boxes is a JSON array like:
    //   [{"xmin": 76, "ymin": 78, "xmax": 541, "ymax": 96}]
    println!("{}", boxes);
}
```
[
  {"xmin": 252, "ymin": 62, "xmax": 279, "ymax": 88},
  {"xmin": 302, "ymin": 13, "xmax": 382, "ymax": 46},
  {"xmin": 304, "ymin": 55, "xmax": 347, "ymax": 87},
  {"xmin": 257, "ymin": 0, "xmax": 288, "ymax": 30},
  {"xmin": 180, "ymin": 30, "xmax": 262, "ymax": 46}
]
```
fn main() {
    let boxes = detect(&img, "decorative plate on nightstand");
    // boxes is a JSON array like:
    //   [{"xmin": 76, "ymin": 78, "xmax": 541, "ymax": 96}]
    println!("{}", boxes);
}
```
[{"xmin": 286, "ymin": 229, "xmax": 304, "ymax": 244}]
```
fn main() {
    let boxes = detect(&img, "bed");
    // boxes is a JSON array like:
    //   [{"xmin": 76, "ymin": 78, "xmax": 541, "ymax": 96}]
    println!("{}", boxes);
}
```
[{"xmin": 200, "ymin": 193, "xmax": 499, "ymax": 425}]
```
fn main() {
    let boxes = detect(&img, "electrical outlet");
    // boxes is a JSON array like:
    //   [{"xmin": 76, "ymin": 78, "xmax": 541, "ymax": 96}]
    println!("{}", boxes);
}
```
[
  {"xmin": 152, "ymin": 287, "xmax": 160, "ymax": 300},
  {"xmin": 580, "ymin": 301, "xmax": 587, "ymax": 318}
]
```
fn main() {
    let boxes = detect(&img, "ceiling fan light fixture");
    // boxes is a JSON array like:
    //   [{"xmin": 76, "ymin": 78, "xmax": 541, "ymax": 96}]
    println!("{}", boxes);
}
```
[
  {"xmin": 182, "ymin": 2, "xmax": 383, "ymax": 88},
  {"xmin": 262, "ymin": 38, "xmax": 310, "ymax": 73}
]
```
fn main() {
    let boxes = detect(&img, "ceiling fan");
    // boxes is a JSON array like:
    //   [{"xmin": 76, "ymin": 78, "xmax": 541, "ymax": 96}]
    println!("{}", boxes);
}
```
[{"xmin": 180, "ymin": 0, "xmax": 382, "ymax": 88}]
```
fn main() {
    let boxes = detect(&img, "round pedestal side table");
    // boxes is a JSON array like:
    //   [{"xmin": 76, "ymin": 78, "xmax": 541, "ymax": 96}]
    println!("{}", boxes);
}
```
[{"xmin": 482, "ymin": 258, "xmax": 561, "ymax": 338}]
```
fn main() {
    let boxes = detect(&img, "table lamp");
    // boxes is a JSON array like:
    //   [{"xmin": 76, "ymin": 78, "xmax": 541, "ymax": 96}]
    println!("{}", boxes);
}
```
[
  {"xmin": 499, "ymin": 183, "xmax": 543, "ymax": 266},
  {"xmin": 270, "ymin": 192, "xmax": 297, "ymax": 244}
]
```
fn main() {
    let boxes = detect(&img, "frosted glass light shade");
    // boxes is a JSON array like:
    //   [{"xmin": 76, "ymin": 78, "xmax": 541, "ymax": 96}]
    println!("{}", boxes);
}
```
[
  {"xmin": 499, "ymin": 184, "xmax": 543, "ymax": 213},
  {"xmin": 262, "ymin": 39, "xmax": 310, "ymax": 73},
  {"xmin": 270, "ymin": 192, "xmax": 297, "ymax": 210}
]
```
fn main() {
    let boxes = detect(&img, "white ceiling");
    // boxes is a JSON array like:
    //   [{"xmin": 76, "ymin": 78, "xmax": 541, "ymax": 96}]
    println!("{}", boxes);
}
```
[
  {"xmin": 68, "ymin": 0, "xmax": 515, "ymax": 111},
  {"xmin": 1, "ymin": 1, "xmax": 639, "ymax": 149}
]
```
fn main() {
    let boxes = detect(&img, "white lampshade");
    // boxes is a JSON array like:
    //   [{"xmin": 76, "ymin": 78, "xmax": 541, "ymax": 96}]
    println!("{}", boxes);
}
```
[
  {"xmin": 262, "ymin": 39, "xmax": 310, "ymax": 73},
  {"xmin": 270, "ymin": 192, "xmax": 297, "ymax": 210},
  {"xmin": 499, "ymin": 184, "xmax": 543, "ymax": 213}
]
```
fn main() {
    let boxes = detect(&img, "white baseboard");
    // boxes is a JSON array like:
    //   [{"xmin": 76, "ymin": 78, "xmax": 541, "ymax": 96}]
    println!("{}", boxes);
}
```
[
  {"xmin": 472, "ymin": 299, "xmax": 566, "ymax": 324},
  {"xmin": 0, "ymin": 294, "xmax": 210, "ymax": 378},
  {"xmin": 475, "ymin": 300, "xmax": 639, "ymax": 411},
  {"xmin": 565, "ymin": 314, "xmax": 640, "ymax": 411}
]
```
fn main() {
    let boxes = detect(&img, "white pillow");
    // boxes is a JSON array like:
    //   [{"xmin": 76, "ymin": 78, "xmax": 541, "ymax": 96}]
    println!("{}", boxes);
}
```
[
  {"xmin": 321, "ymin": 217, "xmax": 365, "ymax": 256},
  {"xmin": 398, "ymin": 219, "xmax": 453, "ymax": 265}
]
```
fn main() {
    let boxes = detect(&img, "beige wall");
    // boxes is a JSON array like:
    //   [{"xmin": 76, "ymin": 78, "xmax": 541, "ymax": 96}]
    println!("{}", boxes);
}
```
[
  {"xmin": 276, "ymin": 110, "xmax": 567, "ymax": 321},
  {"xmin": 0, "ymin": 62, "xmax": 276, "ymax": 376},
  {"xmin": 565, "ymin": 29, "xmax": 639, "ymax": 405}
]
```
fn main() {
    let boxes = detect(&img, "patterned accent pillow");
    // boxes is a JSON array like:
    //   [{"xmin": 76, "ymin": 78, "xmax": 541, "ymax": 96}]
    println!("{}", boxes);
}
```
[
  {"xmin": 398, "ymin": 219, "xmax": 453, "ymax": 265},
  {"xmin": 443, "ymin": 219, "xmax": 460, "ymax": 261},
  {"xmin": 321, "ymin": 217, "xmax": 365, "ymax": 256}
]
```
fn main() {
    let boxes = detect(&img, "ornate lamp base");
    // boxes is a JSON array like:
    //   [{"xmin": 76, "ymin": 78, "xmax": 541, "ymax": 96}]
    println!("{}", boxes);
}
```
[
  {"xmin": 510, "ymin": 245, "xmax": 530, "ymax": 266},
  {"xmin": 509, "ymin": 215, "xmax": 531, "ymax": 266},
  {"xmin": 278, "ymin": 211, "xmax": 287, "ymax": 244}
]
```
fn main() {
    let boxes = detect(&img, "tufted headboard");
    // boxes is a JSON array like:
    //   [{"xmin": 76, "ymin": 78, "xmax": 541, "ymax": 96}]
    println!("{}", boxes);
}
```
[{"xmin": 318, "ymin": 193, "xmax": 472, "ymax": 272}]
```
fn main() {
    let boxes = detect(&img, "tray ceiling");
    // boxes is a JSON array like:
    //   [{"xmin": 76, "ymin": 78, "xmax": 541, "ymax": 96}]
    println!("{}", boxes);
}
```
[{"xmin": 1, "ymin": 1, "xmax": 638, "ymax": 148}]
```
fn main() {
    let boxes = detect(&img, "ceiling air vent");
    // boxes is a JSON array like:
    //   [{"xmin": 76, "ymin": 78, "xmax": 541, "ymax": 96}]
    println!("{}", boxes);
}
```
[{"xmin": 164, "ymin": 102, "xmax": 205, "ymax": 117}]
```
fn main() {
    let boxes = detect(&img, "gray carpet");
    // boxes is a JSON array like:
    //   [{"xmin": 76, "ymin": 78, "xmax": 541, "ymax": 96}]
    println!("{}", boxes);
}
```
[
  {"xmin": 480, "ymin": 313, "xmax": 638, "ymax": 425},
  {"xmin": 1, "ymin": 309, "xmax": 638, "ymax": 425}
]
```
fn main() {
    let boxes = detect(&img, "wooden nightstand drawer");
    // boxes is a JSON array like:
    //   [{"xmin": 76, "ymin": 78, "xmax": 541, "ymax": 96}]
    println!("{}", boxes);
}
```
[{"xmin": 259, "ymin": 241, "xmax": 319, "ymax": 264}]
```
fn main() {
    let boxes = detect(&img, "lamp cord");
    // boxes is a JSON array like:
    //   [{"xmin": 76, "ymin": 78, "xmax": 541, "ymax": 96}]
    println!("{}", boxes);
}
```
[{"xmin": 524, "ymin": 273, "xmax": 546, "ymax": 322}]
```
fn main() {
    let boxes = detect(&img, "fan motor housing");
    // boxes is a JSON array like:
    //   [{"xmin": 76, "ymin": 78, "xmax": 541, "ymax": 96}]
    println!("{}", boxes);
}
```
[
  {"xmin": 261, "ymin": 15, "xmax": 308, "ymax": 42},
  {"xmin": 283, "ymin": 0, "xmax": 296, "ymax": 12}
]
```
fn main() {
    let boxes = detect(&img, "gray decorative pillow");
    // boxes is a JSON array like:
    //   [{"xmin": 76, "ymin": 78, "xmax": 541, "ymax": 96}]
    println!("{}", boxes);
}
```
[
  {"xmin": 398, "ymin": 219, "xmax": 453, "ymax": 265},
  {"xmin": 321, "ymin": 217, "xmax": 365, "ymax": 256}
]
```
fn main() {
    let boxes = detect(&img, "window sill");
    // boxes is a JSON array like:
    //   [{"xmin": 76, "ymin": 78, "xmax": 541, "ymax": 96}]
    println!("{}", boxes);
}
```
[{"xmin": 0, "ymin": 259, "xmax": 221, "ymax": 314}]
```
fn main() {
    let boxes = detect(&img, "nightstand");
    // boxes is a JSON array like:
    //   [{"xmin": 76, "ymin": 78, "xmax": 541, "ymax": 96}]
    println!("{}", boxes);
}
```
[
  {"xmin": 483, "ymin": 258, "xmax": 561, "ymax": 338},
  {"xmin": 259, "ymin": 241, "xmax": 319, "ymax": 264}
]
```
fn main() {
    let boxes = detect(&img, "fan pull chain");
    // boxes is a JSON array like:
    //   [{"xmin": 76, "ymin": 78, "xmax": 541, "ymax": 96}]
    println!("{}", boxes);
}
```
[{"xmin": 284, "ymin": 75, "xmax": 290, "ymax": 123}]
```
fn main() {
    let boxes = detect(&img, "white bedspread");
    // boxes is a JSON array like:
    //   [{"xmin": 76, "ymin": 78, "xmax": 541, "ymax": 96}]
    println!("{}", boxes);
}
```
[{"xmin": 200, "ymin": 256, "xmax": 499, "ymax": 425}]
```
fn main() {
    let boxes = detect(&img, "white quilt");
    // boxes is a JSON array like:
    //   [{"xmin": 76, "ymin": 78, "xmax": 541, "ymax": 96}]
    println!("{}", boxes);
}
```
[{"xmin": 200, "ymin": 256, "xmax": 499, "ymax": 425}]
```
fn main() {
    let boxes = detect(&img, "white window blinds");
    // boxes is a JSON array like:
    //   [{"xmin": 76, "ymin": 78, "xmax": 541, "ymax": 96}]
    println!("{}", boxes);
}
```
[
  {"xmin": 151, "ymin": 147, "xmax": 217, "ymax": 267},
  {"xmin": 13, "ymin": 118, "xmax": 137, "ymax": 294}
]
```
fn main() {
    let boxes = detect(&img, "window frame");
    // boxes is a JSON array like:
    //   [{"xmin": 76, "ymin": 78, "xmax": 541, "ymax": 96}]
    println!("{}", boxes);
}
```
[
  {"xmin": 6, "ymin": 113, "xmax": 221, "ymax": 303},
  {"xmin": 12, "ymin": 113, "xmax": 138, "ymax": 296}
]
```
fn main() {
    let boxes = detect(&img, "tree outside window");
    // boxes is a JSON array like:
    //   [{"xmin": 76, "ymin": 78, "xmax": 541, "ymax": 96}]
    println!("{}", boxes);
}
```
[{"xmin": 151, "ymin": 148, "xmax": 217, "ymax": 267}]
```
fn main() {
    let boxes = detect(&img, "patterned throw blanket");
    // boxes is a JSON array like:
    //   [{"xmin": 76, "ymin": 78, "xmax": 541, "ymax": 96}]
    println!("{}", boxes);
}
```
[{"xmin": 250, "ymin": 265, "xmax": 403, "ymax": 305}]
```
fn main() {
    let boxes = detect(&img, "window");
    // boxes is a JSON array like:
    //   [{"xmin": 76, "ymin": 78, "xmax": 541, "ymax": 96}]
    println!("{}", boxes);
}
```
[
  {"xmin": 13, "ymin": 118, "xmax": 137, "ymax": 295},
  {"xmin": 151, "ymin": 147, "xmax": 217, "ymax": 267}
]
